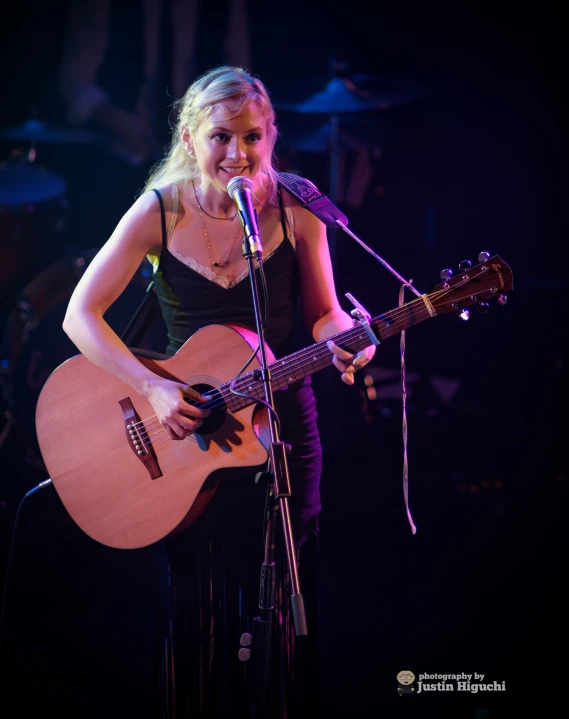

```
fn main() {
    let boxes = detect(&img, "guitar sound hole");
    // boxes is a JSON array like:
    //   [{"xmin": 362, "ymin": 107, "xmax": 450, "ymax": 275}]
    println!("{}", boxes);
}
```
[{"xmin": 186, "ymin": 383, "xmax": 226, "ymax": 435}]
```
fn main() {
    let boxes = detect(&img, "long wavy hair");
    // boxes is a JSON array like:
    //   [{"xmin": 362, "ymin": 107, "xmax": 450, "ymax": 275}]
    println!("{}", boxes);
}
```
[{"xmin": 142, "ymin": 66, "xmax": 279, "ymax": 204}]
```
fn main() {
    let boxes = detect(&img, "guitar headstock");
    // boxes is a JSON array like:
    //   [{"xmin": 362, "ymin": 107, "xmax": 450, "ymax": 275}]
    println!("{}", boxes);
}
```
[{"xmin": 429, "ymin": 253, "xmax": 513, "ymax": 317}]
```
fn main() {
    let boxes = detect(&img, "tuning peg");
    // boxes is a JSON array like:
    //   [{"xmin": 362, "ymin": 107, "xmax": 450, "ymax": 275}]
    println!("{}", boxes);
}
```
[
  {"xmin": 459, "ymin": 309, "xmax": 470, "ymax": 321},
  {"xmin": 458, "ymin": 259, "xmax": 472, "ymax": 271},
  {"xmin": 477, "ymin": 301, "xmax": 490, "ymax": 314},
  {"xmin": 478, "ymin": 251, "xmax": 490, "ymax": 262},
  {"xmin": 440, "ymin": 268, "xmax": 453, "ymax": 280},
  {"xmin": 498, "ymin": 294, "xmax": 508, "ymax": 306}
]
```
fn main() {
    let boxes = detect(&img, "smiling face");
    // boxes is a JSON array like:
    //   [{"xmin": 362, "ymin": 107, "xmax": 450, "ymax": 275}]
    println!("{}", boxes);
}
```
[
  {"xmin": 184, "ymin": 101, "xmax": 271, "ymax": 196},
  {"xmin": 397, "ymin": 670, "xmax": 416, "ymax": 685}
]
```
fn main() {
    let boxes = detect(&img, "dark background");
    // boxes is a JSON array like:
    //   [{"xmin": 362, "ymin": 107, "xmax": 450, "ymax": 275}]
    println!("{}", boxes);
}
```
[{"xmin": 0, "ymin": 1, "xmax": 567, "ymax": 717}]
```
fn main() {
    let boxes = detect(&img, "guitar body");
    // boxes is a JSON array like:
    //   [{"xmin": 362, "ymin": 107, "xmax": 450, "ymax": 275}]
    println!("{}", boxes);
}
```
[{"xmin": 35, "ymin": 324, "xmax": 271, "ymax": 549}]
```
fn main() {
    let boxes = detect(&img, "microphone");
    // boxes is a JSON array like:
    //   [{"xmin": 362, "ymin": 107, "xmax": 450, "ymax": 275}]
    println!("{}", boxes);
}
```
[{"xmin": 227, "ymin": 176, "xmax": 262, "ymax": 259}]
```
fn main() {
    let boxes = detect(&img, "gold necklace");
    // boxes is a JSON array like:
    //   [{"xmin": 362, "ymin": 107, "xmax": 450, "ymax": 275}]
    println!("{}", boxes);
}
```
[
  {"xmin": 191, "ymin": 179, "xmax": 238, "ymax": 221},
  {"xmin": 190, "ymin": 179, "xmax": 242, "ymax": 267},
  {"xmin": 195, "ymin": 200, "xmax": 243, "ymax": 268}
]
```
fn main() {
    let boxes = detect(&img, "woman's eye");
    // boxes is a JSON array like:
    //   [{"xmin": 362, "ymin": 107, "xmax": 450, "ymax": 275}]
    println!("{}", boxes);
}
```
[{"xmin": 210, "ymin": 132, "xmax": 262, "ymax": 143}]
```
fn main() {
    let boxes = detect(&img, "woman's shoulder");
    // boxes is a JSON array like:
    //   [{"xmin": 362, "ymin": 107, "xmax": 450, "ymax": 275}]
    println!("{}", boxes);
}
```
[
  {"xmin": 109, "ymin": 185, "xmax": 176, "ymax": 247},
  {"xmin": 138, "ymin": 183, "xmax": 180, "ymax": 213},
  {"xmin": 134, "ymin": 183, "xmax": 188, "ymax": 231}
]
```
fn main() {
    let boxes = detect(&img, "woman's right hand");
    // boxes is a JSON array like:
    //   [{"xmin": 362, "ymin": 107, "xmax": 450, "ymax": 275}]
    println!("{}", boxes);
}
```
[{"xmin": 144, "ymin": 377, "xmax": 211, "ymax": 440}]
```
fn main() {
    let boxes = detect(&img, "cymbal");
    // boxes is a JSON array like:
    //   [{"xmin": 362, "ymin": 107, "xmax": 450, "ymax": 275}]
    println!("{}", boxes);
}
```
[
  {"xmin": 0, "ymin": 119, "xmax": 107, "ymax": 144},
  {"xmin": 0, "ymin": 162, "xmax": 67, "ymax": 206},
  {"xmin": 277, "ymin": 75, "xmax": 427, "ymax": 114},
  {"xmin": 279, "ymin": 115, "xmax": 395, "ymax": 154},
  {"xmin": 351, "ymin": 73, "xmax": 428, "ymax": 108},
  {"xmin": 279, "ymin": 78, "xmax": 385, "ymax": 114}
]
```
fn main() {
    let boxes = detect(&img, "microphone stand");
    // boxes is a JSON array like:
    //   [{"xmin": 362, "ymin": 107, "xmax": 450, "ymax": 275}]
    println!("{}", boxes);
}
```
[{"xmin": 239, "ymin": 233, "xmax": 307, "ymax": 717}]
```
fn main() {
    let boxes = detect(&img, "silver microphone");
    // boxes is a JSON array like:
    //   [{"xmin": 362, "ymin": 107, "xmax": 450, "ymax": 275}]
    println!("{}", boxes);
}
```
[{"xmin": 227, "ymin": 176, "xmax": 262, "ymax": 259}]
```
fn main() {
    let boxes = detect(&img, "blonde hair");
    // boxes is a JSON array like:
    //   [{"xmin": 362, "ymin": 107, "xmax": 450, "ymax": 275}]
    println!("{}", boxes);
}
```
[{"xmin": 142, "ymin": 66, "xmax": 279, "ymax": 203}]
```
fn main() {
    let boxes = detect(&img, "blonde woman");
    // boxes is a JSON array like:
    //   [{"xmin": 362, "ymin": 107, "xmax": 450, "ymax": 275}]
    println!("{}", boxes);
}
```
[{"xmin": 63, "ymin": 65, "xmax": 375, "ymax": 714}]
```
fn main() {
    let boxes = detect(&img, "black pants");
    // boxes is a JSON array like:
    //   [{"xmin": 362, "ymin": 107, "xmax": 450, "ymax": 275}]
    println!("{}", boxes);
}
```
[{"xmin": 159, "ymin": 477, "xmax": 320, "ymax": 719}]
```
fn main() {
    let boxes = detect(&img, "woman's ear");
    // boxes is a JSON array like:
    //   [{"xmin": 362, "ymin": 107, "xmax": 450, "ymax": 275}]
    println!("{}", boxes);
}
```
[{"xmin": 180, "ymin": 126, "xmax": 193, "ymax": 155}]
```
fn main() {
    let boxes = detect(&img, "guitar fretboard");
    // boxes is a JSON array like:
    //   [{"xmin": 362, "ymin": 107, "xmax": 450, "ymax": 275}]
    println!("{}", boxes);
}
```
[{"xmin": 218, "ymin": 298, "xmax": 433, "ymax": 413}]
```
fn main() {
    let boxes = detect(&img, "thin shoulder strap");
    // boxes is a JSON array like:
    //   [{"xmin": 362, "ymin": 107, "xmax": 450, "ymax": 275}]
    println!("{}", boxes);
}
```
[
  {"xmin": 277, "ymin": 184, "xmax": 289, "ymax": 242},
  {"xmin": 152, "ymin": 188, "xmax": 168, "ymax": 247}
]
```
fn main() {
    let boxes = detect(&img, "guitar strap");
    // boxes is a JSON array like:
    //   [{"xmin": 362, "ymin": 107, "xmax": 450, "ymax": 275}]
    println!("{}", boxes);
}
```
[
  {"xmin": 277, "ymin": 172, "xmax": 348, "ymax": 228},
  {"xmin": 120, "ymin": 188, "xmax": 165, "ymax": 348},
  {"xmin": 121, "ymin": 278, "xmax": 163, "ymax": 349}
]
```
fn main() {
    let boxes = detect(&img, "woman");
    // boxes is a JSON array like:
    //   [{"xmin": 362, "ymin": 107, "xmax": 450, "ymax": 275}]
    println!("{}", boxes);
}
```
[{"xmin": 63, "ymin": 66, "xmax": 375, "ymax": 716}]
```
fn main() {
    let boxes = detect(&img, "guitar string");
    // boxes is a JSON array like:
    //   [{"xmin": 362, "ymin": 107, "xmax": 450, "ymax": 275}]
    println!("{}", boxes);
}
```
[
  {"xmin": 130, "ymin": 278, "xmax": 487, "ymax": 446},
  {"xmin": 132, "ymin": 320, "xmax": 455, "ymax": 446},
  {"xmin": 132, "ymin": 295, "xmax": 411, "ymax": 449},
  {"xmin": 133, "ymin": 317, "xmax": 383, "ymax": 442},
  {"xmin": 128, "ymin": 275, "xmax": 493, "ymax": 444}
]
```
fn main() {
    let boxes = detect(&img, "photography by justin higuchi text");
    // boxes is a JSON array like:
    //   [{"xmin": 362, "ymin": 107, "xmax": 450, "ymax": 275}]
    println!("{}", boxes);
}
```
[{"xmin": 396, "ymin": 669, "xmax": 506, "ymax": 696}]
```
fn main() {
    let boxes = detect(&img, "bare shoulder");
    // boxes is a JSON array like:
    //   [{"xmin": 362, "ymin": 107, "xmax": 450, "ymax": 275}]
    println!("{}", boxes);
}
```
[
  {"xmin": 121, "ymin": 189, "xmax": 161, "ymax": 227},
  {"xmin": 145, "ymin": 182, "xmax": 187, "ymax": 222},
  {"xmin": 145, "ymin": 183, "xmax": 181, "ymax": 213},
  {"xmin": 114, "ymin": 188, "xmax": 170, "ymax": 254}
]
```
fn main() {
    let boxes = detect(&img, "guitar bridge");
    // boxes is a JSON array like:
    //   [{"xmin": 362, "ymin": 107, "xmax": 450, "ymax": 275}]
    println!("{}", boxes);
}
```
[{"xmin": 119, "ymin": 398, "xmax": 162, "ymax": 479}]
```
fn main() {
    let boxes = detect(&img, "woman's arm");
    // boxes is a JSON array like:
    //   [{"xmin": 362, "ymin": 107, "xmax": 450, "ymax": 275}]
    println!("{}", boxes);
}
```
[
  {"xmin": 293, "ymin": 201, "xmax": 376, "ymax": 385},
  {"xmin": 62, "ymin": 190, "xmax": 209, "ymax": 438}
]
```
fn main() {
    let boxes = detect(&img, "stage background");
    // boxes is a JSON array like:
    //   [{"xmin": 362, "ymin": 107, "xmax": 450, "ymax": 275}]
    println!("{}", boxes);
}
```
[{"xmin": 0, "ymin": 1, "xmax": 566, "ymax": 717}]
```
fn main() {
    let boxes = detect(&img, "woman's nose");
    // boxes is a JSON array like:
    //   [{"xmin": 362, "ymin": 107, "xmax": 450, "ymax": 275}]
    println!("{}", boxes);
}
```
[{"xmin": 227, "ymin": 137, "xmax": 246, "ymax": 159}]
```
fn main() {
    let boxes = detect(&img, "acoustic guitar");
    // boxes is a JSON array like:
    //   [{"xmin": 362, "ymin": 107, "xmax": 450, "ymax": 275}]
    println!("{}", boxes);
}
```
[{"xmin": 35, "ymin": 255, "xmax": 513, "ymax": 549}]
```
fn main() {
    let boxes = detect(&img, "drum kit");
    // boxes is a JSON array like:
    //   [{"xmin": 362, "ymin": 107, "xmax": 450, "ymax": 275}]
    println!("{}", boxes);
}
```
[
  {"xmin": 0, "ymin": 120, "xmax": 151, "ymax": 464},
  {"xmin": 0, "ymin": 70, "xmax": 427, "ymax": 467},
  {"xmin": 0, "ymin": 119, "xmax": 110, "ymax": 291},
  {"xmin": 274, "ymin": 71, "xmax": 426, "ymax": 204}
]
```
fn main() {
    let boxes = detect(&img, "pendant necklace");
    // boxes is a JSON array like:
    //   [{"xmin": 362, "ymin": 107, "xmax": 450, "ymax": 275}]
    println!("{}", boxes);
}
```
[{"xmin": 192, "ymin": 179, "xmax": 241, "ymax": 268}]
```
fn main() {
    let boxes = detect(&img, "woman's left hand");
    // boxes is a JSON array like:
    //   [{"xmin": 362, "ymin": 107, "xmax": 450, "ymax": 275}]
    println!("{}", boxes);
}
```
[{"xmin": 326, "ymin": 339, "xmax": 376, "ymax": 385}]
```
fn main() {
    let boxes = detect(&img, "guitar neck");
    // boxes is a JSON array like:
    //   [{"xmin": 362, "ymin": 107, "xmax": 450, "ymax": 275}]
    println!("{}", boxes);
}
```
[{"xmin": 221, "ymin": 295, "xmax": 433, "ymax": 413}]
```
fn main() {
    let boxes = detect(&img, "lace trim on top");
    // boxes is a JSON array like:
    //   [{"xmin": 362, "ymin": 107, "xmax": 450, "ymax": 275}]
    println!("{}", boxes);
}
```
[
  {"xmin": 164, "ymin": 183, "xmax": 296, "ymax": 290},
  {"xmin": 168, "ymin": 242, "xmax": 285, "ymax": 289}
]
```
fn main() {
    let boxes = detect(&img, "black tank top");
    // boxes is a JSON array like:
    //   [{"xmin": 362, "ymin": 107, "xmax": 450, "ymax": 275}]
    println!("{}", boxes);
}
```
[{"xmin": 151, "ymin": 187, "xmax": 299, "ymax": 358}]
